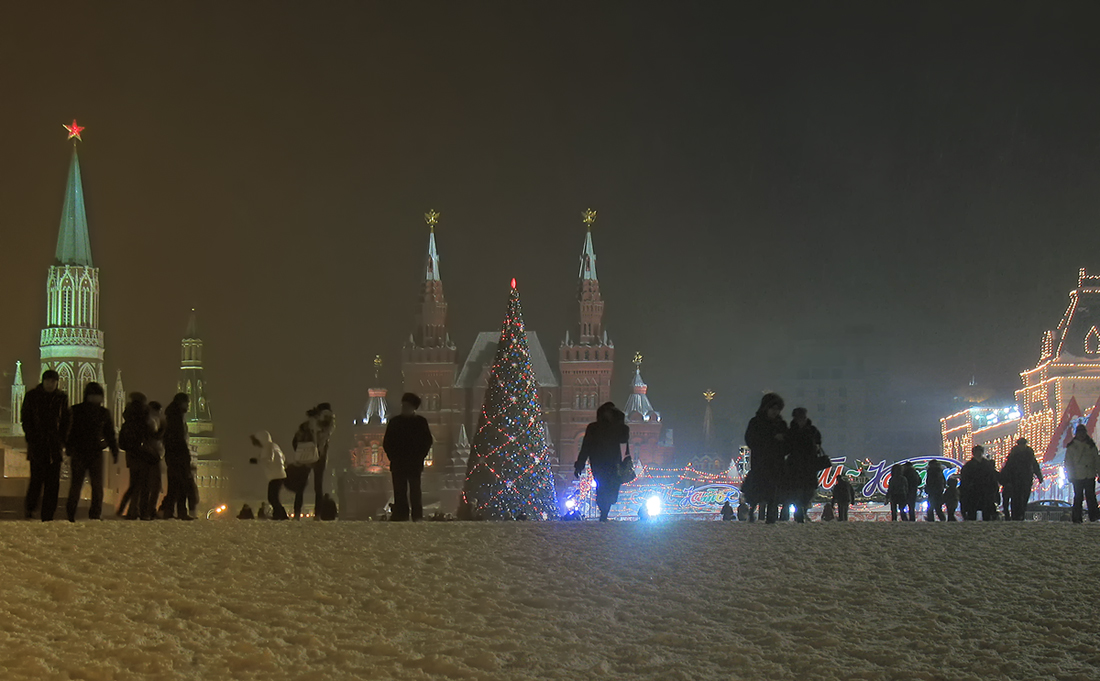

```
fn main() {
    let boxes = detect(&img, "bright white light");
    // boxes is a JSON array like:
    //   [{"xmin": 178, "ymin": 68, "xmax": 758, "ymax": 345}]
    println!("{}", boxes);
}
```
[
  {"xmin": 646, "ymin": 495, "xmax": 662, "ymax": 516},
  {"xmin": 565, "ymin": 499, "xmax": 576, "ymax": 509},
  {"xmin": 789, "ymin": 505, "xmax": 796, "ymax": 514},
  {"xmin": 591, "ymin": 478, "xmax": 597, "ymax": 489},
  {"xmin": 1058, "ymin": 466, "xmax": 1066, "ymax": 486}
]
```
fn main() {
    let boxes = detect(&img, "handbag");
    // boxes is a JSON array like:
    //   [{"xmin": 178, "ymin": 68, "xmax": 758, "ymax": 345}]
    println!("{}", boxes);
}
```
[
  {"xmin": 294, "ymin": 441, "xmax": 320, "ymax": 466},
  {"xmin": 618, "ymin": 444, "xmax": 637, "ymax": 484}
]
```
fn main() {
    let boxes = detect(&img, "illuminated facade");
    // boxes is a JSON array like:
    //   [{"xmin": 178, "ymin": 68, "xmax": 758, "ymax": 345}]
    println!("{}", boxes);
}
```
[
  {"xmin": 942, "ymin": 268, "xmax": 1100, "ymax": 467},
  {"xmin": 348, "ymin": 209, "xmax": 674, "ymax": 503},
  {"xmin": 176, "ymin": 311, "xmax": 226, "ymax": 501}
]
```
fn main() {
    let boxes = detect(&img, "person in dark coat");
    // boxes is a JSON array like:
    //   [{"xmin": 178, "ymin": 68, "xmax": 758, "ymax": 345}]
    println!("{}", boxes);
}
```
[
  {"xmin": 1064, "ymin": 425, "xmax": 1100, "ymax": 523},
  {"xmin": 313, "ymin": 403, "xmax": 336, "ymax": 511},
  {"xmin": 832, "ymin": 474, "xmax": 855, "ymax": 521},
  {"xmin": 118, "ymin": 393, "xmax": 154, "ymax": 520},
  {"xmin": 720, "ymin": 500, "xmax": 735, "ymax": 521},
  {"xmin": 744, "ymin": 393, "xmax": 788, "ymax": 524},
  {"xmin": 383, "ymin": 393, "xmax": 434, "ymax": 522},
  {"xmin": 887, "ymin": 463, "xmax": 909, "ymax": 522},
  {"xmin": 1000, "ymin": 438, "xmax": 1042, "ymax": 521},
  {"xmin": 141, "ymin": 402, "xmax": 167, "ymax": 520},
  {"xmin": 65, "ymin": 382, "xmax": 119, "ymax": 522},
  {"xmin": 160, "ymin": 393, "xmax": 195, "ymax": 520},
  {"xmin": 959, "ymin": 445, "xmax": 999, "ymax": 521},
  {"xmin": 575, "ymin": 402, "xmax": 630, "ymax": 522},
  {"xmin": 785, "ymin": 408, "xmax": 827, "ymax": 523},
  {"xmin": 21, "ymin": 369, "xmax": 72, "ymax": 521},
  {"xmin": 287, "ymin": 409, "xmax": 321, "ymax": 518},
  {"xmin": 943, "ymin": 475, "xmax": 959, "ymax": 521},
  {"xmin": 902, "ymin": 461, "xmax": 921, "ymax": 521},
  {"xmin": 943, "ymin": 475, "xmax": 959, "ymax": 520},
  {"xmin": 924, "ymin": 460, "xmax": 947, "ymax": 522}
]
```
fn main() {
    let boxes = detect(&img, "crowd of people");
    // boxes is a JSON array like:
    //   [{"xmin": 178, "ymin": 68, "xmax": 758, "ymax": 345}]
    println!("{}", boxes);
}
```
[
  {"xmin": 739, "ymin": 392, "xmax": 1100, "ymax": 524},
  {"xmin": 20, "ymin": 371, "xmax": 1100, "ymax": 524}
]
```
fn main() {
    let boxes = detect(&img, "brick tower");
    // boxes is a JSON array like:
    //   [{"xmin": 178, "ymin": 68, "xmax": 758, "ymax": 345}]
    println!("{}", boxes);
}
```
[{"xmin": 557, "ymin": 209, "xmax": 615, "ymax": 477}]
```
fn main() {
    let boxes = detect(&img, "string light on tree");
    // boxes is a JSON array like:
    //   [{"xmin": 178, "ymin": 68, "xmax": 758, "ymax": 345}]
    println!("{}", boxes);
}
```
[{"xmin": 462, "ymin": 279, "xmax": 558, "ymax": 519}]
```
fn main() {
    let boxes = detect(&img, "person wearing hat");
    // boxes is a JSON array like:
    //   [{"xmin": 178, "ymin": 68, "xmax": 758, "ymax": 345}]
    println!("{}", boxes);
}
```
[
  {"xmin": 383, "ymin": 393, "xmax": 434, "ymax": 521},
  {"xmin": 999, "ymin": 437, "xmax": 1042, "ymax": 521},
  {"xmin": 65, "ymin": 382, "xmax": 120, "ymax": 521},
  {"xmin": 21, "ymin": 369, "xmax": 72, "ymax": 521}
]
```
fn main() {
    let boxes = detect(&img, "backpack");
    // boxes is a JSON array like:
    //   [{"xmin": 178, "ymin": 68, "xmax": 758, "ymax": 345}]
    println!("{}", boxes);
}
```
[{"xmin": 118, "ymin": 420, "xmax": 142, "ymax": 453}]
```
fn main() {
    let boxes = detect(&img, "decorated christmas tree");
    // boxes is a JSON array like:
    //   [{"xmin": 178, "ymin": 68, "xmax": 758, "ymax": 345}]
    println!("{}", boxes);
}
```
[{"xmin": 462, "ymin": 280, "xmax": 559, "ymax": 520}]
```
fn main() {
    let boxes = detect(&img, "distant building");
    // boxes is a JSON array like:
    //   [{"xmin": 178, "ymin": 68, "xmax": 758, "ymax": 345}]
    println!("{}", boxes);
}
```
[
  {"xmin": 942, "ymin": 268, "xmax": 1100, "ymax": 467},
  {"xmin": 348, "ymin": 210, "xmax": 674, "ymax": 509}
]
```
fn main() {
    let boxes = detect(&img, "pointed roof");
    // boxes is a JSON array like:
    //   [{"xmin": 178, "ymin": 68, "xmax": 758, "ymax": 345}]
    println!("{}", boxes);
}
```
[
  {"xmin": 55, "ymin": 148, "xmax": 94, "ymax": 267},
  {"xmin": 1050, "ymin": 268, "xmax": 1100, "ymax": 361},
  {"xmin": 425, "ymin": 228, "xmax": 441, "ymax": 281},
  {"xmin": 185, "ymin": 309, "xmax": 199, "ymax": 338},
  {"xmin": 13, "ymin": 361, "xmax": 24, "ymax": 387},
  {"xmin": 456, "ymin": 424, "xmax": 470, "ymax": 449},
  {"xmin": 625, "ymin": 366, "xmax": 660, "ymax": 423},
  {"xmin": 456, "ymin": 331, "xmax": 559, "ymax": 388},
  {"xmin": 578, "ymin": 229, "xmax": 597, "ymax": 280}
]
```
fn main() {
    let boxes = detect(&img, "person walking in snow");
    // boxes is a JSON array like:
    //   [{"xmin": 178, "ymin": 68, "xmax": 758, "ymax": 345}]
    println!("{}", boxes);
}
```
[
  {"xmin": 21, "ymin": 369, "xmax": 71, "ymax": 521},
  {"xmin": 65, "ymin": 382, "xmax": 119, "ymax": 522},
  {"xmin": 140, "ymin": 401, "xmax": 167, "ymax": 520},
  {"xmin": 118, "ymin": 393, "xmax": 153, "ymax": 519},
  {"xmin": 959, "ymin": 445, "xmax": 998, "ymax": 521},
  {"xmin": 1000, "ymin": 438, "xmax": 1042, "ymax": 521},
  {"xmin": 575, "ymin": 402, "xmax": 630, "ymax": 522},
  {"xmin": 924, "ymin": 460, "xmax": 947, "ymax": 522},
  {"xmin": 287, "ymin": 410, "xmax": 321, "ymax": 518},
  {"xmin": 249, "ymin": 431, "xmax": 288, "ymax": 520},
  {"xmin": 744, "ymin": 393, "xmax": 788, "ymax": 524},
  {"xmin": 785, "ymin": 407, "xmax": 828, "ymax": 523},
  {"xmin": 943, "ymin": 475, "xmax": 959, "ymax": 521},
  {"xmin": 832, "ymin": 474, "xmax": 855, "ymax": 521},
  {"xmin": 384, "ymin": 393, "xmax": 435, "ymax": 522},
  {"xmin": 1064, "ymin": 425, "xmax": 1100, "ymax": 523},
  {"xmin": 901, "ymin": 461, "xmax": 921, "ymax": 521},
  {"xmin": 161, "ymin": 393, "xmax": 195, "ymax": 520},
  {"xmin": 888, "ymin": 463, "xmax": 909, "ymax": 522},
  {"xmin": 312, "ymin": 403, "xmax": 336, "ymax": 512}
]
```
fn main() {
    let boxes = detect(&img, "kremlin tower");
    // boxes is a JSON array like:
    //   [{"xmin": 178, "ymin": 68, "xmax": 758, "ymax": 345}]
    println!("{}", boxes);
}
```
[{"xmin": 40, "ymin": 122, "xmax": 106, "ymax": 403}]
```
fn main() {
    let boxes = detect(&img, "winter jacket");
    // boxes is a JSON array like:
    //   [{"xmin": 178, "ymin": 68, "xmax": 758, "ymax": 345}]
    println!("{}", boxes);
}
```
[
  {"xmin": 887, "ymin": 473, "xmax": 909, "ymax": 501},
  {"xmin": 575, "ymin": 419, "xmax": 629, "ymax": 480},
  {"xmin": 902, "ymin": 464, "xmax": 921, "ymax": 499},
  {"xmin": 925, "ymin": 461, "xmax": 946, "ymax": 495},
  {"xmin": 163, "ymin": 401, "xmax": 191, "ymax": 466},
  {"xmin": 832, "ymin": 476, "xmax": 855, "ymax": 505},
  {"xmin": 959, "ymin": 457, "xmax": 999, "ymax": 509},
  {"xmin": 120, "ymin": 403, "xmax": 158, "ymax": 467},
  {"xmin": 744, "ymin": 413, "xmax": 788, "ymax": 480},
  {"xmin": 786, "ymin": 420, "xmax": 826, "ymax": 488},
  {"xmin": 21, "ymin": 384, "xmax": 72, "ymax": 457},
  {"xmin": 67, "ymin": 401, "xmax": 119, "ymax": 462},
  {"xmin": 1065, "ymin": 437, "xmax": 1100, "ymax": 480},
  {"xmin": 382, "ymin": 413, "xmax": 434, "ymax": 474},
  {"xmin": 252, "ymin": 430, "xmax": 286, "ymax": 482},
  {"xmin": 943, "ymin": 481, "xmax": 959, "ymax": 507},
  {"xmin": 1001, "ymin": 444, "xmax": 1042, "ymax": 487}
]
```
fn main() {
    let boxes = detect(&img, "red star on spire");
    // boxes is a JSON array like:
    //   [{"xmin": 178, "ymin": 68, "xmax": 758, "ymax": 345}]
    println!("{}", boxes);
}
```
[{"xmin": 63, "ymin": 120, "xmax": 84, "ymax": 141}]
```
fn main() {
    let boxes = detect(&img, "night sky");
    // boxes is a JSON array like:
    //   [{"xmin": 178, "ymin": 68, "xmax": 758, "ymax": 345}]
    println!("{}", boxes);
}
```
[{"xmin": 2, "ymin": 3, "xmax": 1099, "ymax": 470}]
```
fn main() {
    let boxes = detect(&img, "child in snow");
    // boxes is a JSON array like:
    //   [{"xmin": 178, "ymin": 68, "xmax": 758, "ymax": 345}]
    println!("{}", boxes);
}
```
[
  {"xmin": 821, "ymin": 502, "xmax": 835, "ymax": 521},
  {"xmin": 943, "ymin": 476, "xmax": 959, "ymax": 521},
  {"xmin": 888, "ymin": 463, "xmax": 909, "ymax": 522}
]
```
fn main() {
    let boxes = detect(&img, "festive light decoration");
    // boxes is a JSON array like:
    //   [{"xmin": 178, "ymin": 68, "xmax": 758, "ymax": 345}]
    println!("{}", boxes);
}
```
[
  {"xmin": 462, "ymin": 282, "xmax": 558, "ymax": 519},
  {"xmin": 63, "ymin": 119, "xmax": 84, "ymax": 141}
]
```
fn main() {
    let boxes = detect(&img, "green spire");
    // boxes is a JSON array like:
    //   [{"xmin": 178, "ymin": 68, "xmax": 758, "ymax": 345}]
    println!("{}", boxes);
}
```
[{"xmin": 54, "ymin": 147, "xmax": 93, "ymax": 266}]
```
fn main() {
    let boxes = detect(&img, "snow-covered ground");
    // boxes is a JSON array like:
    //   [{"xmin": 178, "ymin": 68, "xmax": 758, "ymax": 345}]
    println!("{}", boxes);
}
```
[{"xmin": 1, "ymin": 520, "xmax": 1098, "ymax": 680}]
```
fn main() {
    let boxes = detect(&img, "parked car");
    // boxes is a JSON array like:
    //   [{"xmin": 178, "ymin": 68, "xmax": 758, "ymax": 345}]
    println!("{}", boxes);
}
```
[{"xmin": 1025, "ymin": 499, "xmax": 1071, "ymax": 522}]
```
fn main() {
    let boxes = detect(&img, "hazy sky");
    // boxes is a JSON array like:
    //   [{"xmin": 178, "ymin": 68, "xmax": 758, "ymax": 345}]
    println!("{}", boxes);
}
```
[{"xmin": 2, "ymin": 2, "xmax": 1099, "ymax": 465}]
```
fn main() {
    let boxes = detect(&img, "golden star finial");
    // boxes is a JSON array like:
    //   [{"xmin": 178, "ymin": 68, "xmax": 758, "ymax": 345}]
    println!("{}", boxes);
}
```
[
  {"xmin": 703, "ymin": 390, "xmax": 716, "ymax": 403},
  {"xmin": 582, "ymin": 208, "xmax": 596, "ymax": 228},
  {"xmin": 425, "ymin": 210, "xmax": 439, "ymax": 229},
  {"xmin": 633, "ymin": 351, "xmax": 643, "ymax": 368}
]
